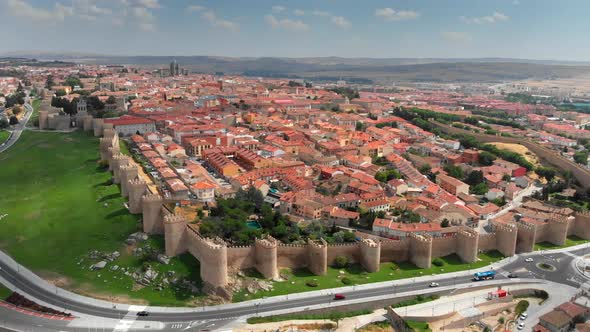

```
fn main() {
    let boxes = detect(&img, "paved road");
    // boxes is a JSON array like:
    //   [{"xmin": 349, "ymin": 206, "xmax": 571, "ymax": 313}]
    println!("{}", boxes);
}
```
[
  {"xmin": 0, "ymin": 98, "xmax": 33, "ymax": 153},
  {"xmin": 1, "ymin": 246, "xmax": 588, "ymax": 332}
]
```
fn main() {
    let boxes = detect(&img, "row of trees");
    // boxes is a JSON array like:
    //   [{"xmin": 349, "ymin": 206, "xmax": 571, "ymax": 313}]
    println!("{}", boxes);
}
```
[{"xmin": 200, "ymin": 188, "xmax": 357, "ymax": 245}]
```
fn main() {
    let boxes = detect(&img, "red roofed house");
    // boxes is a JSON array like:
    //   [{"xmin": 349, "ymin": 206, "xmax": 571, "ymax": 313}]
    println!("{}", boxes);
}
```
[
  {"xmin": 191, "ymin": 181, "xmax": 216, "ymax": 203},
  {"xmin": 104, "ymin": 115, "xmax": 156, "ymax": 136}
]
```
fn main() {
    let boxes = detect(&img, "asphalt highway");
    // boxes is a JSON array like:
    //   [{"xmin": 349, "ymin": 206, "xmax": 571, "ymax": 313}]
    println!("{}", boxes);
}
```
[
  {"xmin": 0, "ymin": 98, "xmax": 33, "ymax": 153},
  {"xmin": 0, "ymin": 245, "xmax": 588, "ymax": 331}
]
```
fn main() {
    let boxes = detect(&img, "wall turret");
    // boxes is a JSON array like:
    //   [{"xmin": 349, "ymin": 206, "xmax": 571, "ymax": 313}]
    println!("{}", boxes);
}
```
[
  {"xmin": 127, "ymin": 179, "xmax": 147, "ymax": 214},
  {"xmin": 307, "ymin": 239, "xmax": 328, "ymax": 275},
  {"xmin": 255, "ymin": 236, "xmax": 279, "ymax": 279},
  {"xmin": 360, "ymin": 238, "xmax": 381, "ymax": 272},
  {"xmin": 142, "ymin": 194, "xmax": 164, "ymax": 234},
  {"xmin": 493, "ymin": 222, "xmax": 517, "ymax": 257},
  {"xmin": 92, "ymin": 118, "xmax": 104, "ymax": 137},
  {"xmin": 164, "ymin": 214, "xmax": 187, "ymax": 257},
  {"xmin": 456, "ymin": 227, "xmax": 479, "ymax": 263},
  {"xmin": 119, "ymin": 164, "xmax": 139, "ymax": 198},
  {"xmin": 409, "ymin": 233, "xmax": 432, "ymax": 269}
]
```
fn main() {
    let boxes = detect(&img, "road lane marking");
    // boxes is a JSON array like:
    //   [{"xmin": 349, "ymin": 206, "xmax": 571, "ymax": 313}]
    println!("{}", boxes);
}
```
[{"xmin": 113, "ymin": 305, "xmax": 146, "ymax": 332}]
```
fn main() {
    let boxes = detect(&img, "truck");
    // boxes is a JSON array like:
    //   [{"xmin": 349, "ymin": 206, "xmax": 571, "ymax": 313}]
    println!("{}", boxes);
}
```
[{"xmin": 473, "ymin": 270, "xmax": 496, "ymax": 281}]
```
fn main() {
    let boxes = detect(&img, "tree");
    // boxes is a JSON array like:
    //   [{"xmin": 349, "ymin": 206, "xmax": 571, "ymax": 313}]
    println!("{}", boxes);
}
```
[
  {"xmin": 443, "ymin": 164, "xmax": 464, "ymax": 179},
  {"xmin": 9, "ymin": 116, "xmax": 18, "ymax": 125},
  {"xmin": 355, "ymin": 121, "xmax": 366, "ymax": 131},
  {"xmin": 465, "ymin": 170, "xmax": 484, "ymax": 185},
  {"xmin": 0, "ymin": 118, "xmax": 8, "ymax": 129},
  {"xmin": 106, "ymin": 96, "xmax": 117, "ymax": 104},
  {"xmin": 470, "ymin": 182, "xmax": 489, "ymax": 195},
  {"xmin": 535, "ymin": 167, "xmax": 557, "ymax": 182},
  {"xmin": 502, "ymin": 174, "xmax": 512, "ymax": 182},
  {"xmin": 333, "ymin": 255, "xmax": 349, "ymax": 268},
  {"xmin": 478, "ymin": 151, "xmax": 496, "ymax": 166},
  {"xmin": 64, "ymin": 75, "xmax": 83, "ymax": 89},
  {"xmin": 418, "ymin": 164, "xmax": 432, "ymax": 175},
  {"xmin": 45, "ymin": 75, "xmax": 55, "ymax": 89},
  {"xmin": 441, "ymin": 219, "xmax": 450, "ymax": 227},
  {"xmin": 574, "ymin": 151, "xmax": 589, "ymax": 165}
]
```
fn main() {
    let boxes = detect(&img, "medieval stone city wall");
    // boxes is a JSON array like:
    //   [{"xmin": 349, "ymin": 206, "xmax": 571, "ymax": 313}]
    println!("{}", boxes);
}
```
[
  {"xmin": 379, "ymin": 239, "xmax": 410, "ymax": 263},
  {"xmin": 571, "ymin": 212, "xmax": 590, "ymax": 239},
  {"xmin": 95, "ymin": 127, "xmax": 590, "ymax": 298}
]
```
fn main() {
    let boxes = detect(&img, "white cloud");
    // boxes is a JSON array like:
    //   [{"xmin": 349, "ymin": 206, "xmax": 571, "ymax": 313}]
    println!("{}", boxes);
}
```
[
  {"xmin": 331, "ymin": 16, "xmax": 351, "ymax": 29},
  {"xmin": 202, "ymin": 11, "xmax": 239, "ymax": 31},
  {"xmin": 375, "ymin": 8, "xmax": 419, "ymax": 21},
  {"xmin": 187, "ymin": 5, "xmax": 204, "ymax": 12},
  {"xmin": 310, "ymin": 10, "xmax": 351, "ymax": 28},
  {"xmin": 5, "ymin": 0, "xmax": 73, "ymax": 21},
  {"xmin": 460, "ymin": 12, "xmax": 509, "ymax": 24},
  {"xmin": 312, "ymin": 10, "xmax": 331, "ymax": 17},
  {"xmin": 441, "ymin": 31, "xmax": 472, "ymax": 43},
  {"xmin": 130, "ymin": 0, "xmax": 160, "ymax": 9},
  {"xmin": 265, "ymin": 14, "xmax": 309, "ymax": 31},
  {"xmin": 132, "ymin": 6, "xmax": 154, "ymax": 21},
  {"xmin": 293, "ymin": 9, "xmax": 305, "ymax": 16},
  {"xmin": 272, "ymin": 5, "xmax": 286, "ymax": 13}
]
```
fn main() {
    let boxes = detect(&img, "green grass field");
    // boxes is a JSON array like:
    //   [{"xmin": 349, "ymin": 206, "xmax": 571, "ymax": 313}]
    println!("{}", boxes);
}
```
[
  {"xmin": 0, "ymin": 131, "xmax": 203, "ymax": 306},
  {"xmin": 0, "ymin": 283, "xmax": 13, "ymax": 300},
  {"xmin": 406, "ymin": 321, "xmax": 432, "ymax": 332},
  {"xmin": 534, "ymin": 235, "xmax": 588, "ymax": 251},
  {"xmin": 233, "ymin": 251, "xmax": 504, "ymax": 302},
  {"xmin": 0, "ymin": 130, "xmax": 9, "ymax": 145},
  {"xmin": 28, "ymin": 99, "xmax": 41, "ymax": 125}
]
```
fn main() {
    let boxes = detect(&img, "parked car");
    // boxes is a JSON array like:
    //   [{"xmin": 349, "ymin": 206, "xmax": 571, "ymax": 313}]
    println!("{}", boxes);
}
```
[
  {"xmin": 334, "ymin": 294, "xmax": 346, "ymax": 300},
  {"xmin": 136, "ymin": 311, "xmax": 149, "ymax": 317},
  {"xmin": 525, "ymin": 258, "xmax": 533, "ymax": 262},
  {"xmin": 508, "ymin": 273, "xmax": 518, "ymax": 278},
  {"xmin": 520, "ymin": 313, "xmax": 528, "ymax": 320},
  {"xmin": 517, "ymin": 323, "xmax": 525, "ymax": 330}
]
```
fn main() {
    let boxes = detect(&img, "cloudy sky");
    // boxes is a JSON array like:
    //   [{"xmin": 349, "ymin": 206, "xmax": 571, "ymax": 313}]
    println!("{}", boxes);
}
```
[{"xmin": 1, "ymin": 0, "xmax": 588, "ymax": 60}]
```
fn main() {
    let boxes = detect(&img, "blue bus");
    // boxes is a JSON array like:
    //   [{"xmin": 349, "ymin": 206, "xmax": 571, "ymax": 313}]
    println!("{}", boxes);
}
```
[{"xmin": 473, "ymin": 271, "xmax": 496, "ymax": 281}]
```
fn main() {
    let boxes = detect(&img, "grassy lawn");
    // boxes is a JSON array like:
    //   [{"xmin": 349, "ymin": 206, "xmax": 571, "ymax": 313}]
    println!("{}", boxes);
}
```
[
  {"xmin": 28, "ymin": 99, "xmax": 41, "ymax": 125},
  {"xmin": 0, "ymin": 131, "xmax": 203, "ymax": 306},
  {"xmin": 406, "ymin": 321, "xmax": 432, "ymax": 332},
  {"xmin": 534, "ymin": 235, "xmax": 588, "ymax": 251},
  {"xmin": 233, "ymin": 251, "xmax": 504, "ymax": 302},
  {"xmin": 0, "ymin": 130, "xmax": 9, "ymax": 145},
  {"xmin": 120, "ymin": 139, "xmax": 131, "ymax": 156},
  {"xmin": 0, "ymin": 283, "xmax": 13, "ymax": 300}
]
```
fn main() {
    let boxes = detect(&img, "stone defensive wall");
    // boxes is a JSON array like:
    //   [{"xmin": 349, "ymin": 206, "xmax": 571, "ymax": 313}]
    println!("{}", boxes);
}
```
[{"xmin": 97, "ymin": 131, "xmax": 590, "ymax": 299}]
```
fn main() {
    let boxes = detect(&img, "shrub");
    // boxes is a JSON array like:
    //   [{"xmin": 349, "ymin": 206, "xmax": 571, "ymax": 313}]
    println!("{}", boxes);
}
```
[
  {"xmin": 432, "ymin": 258, "xmax": 445, "ymax": 267},
  {"xmin": 341, "ymin": 277, "xmax": 352, "ymax": 285},
  {"xmin": 306, "ymin": 280, "xmax": 318, "ymax": 288},
  {"xmin": 333, "ymin": 255, "xmax": 349, "ymax": 269},
  {"xmin": 516, "ymin": 300, "xmax": 529, "ymax": 315}
]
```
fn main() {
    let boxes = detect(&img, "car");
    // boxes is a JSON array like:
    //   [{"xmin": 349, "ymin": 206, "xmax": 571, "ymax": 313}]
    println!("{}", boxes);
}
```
[
  {"xmin": 525, "ymin": 258, "xmax": 533, "ymax": 262},
  {"xmin": 136, "ymin": 311, "xmax": 149, "ymax": 317},
  {"xmin": 334, "ymin": 294, "xmax": 346, "ymax": 300},
  {"xmin": 520, "ymin": 313, "xmax": 528, "ymax": 320},
  {"xmin": 517, "ymin": 323, "xmax": 525, "ymax": 330},
  {"xmin": 508, "ymin": 273, "xmax": 518, "ymax": 278},
  {"xmin": 429, "ymin": 282, "xmax": 439, "ymax": 287}
]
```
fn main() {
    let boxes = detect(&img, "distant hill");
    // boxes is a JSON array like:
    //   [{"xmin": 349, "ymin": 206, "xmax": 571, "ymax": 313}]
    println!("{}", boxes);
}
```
[{"xmin": 4, "ymin": 52, "xmax": 590, "ymax": 83}]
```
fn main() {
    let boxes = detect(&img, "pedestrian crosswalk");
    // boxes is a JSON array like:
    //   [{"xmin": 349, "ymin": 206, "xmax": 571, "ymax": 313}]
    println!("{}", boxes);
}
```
[{"xmin": 113, "ymin": 305, "xmax": 146, "ymax": 332}]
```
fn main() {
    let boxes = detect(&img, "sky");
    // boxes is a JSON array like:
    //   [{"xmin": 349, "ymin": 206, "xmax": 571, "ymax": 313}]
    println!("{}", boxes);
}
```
[{"xmin": 1, "ymin": 0, "xmax": 589, "ymax": 60}]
